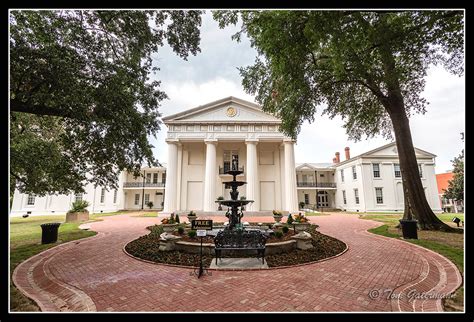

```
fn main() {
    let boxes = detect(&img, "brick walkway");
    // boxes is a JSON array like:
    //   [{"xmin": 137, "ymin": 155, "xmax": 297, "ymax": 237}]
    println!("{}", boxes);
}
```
[{"xmin": 12, "ymin": 213, "xmax": 462, "ymax": 312}]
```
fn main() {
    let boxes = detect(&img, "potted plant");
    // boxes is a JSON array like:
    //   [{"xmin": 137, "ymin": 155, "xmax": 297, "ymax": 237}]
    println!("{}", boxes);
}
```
[
  {"xmin": 66, "ymin": 200, "xmax": 90, "ymax": 223},
  {"xmin": 292, "ymin": 212, "xmax": 310, "ymax": 232},
  {"xmin": 146, "ymin": 201, "xmax": 154, "ymax": 209},
  {"xmin": 187, "ymin": 210, "xmax": 197, "ymax": 223},
  {"xmin": 272, "ymin": 210, "xmax": 283, "ymax": 223},
  {"xmin": 217, "ymin": 196, "xmax": 224, "ymax": 211},
  {"xmin": 161, "ymin": 212, "xmax": 178, "ymax": 233},
  {"xmin": 299, "ymin": 201, "xmax": 306, "ymax": 210}
]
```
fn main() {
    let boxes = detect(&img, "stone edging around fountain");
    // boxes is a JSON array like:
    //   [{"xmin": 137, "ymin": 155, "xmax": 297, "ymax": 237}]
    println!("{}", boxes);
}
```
[{"xmin": 122, "ymin": 236, "xmax": 349, "ymax": 271}]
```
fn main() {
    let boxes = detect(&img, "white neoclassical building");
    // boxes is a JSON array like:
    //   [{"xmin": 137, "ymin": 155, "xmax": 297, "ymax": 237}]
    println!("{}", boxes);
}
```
[
  {"xmin": 162, "ymin": 96, "xmax": 299, "ymax": 214},
  {"xmin": 10, "ymin": 97, "xmax": 442, "ymax": 216}
]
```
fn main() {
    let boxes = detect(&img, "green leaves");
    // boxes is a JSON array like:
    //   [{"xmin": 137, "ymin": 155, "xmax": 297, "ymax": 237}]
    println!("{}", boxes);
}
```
[
  {"xmin": 10, "ymin": 10, "xmax": 203, "ymax": 196},
  {"xmin": 214, "ymin": 10, "xmax": 464, "ymax": 140},
  {"xmin": 444, "ymin": 145, "xmax": 464, "ymax": 201}
]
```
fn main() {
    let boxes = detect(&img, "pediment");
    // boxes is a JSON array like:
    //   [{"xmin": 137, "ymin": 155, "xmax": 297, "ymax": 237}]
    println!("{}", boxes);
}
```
[
  {"xmin": 364, "ymin": 143, "xmax": 436, "ymax": 158},
  {"xmin": 162, "ymin": 97, "xmax": 281, "ymax": 124},
  {"xmin": 296, "ymin": 163, "xmax": 315, "ymax": 171}
]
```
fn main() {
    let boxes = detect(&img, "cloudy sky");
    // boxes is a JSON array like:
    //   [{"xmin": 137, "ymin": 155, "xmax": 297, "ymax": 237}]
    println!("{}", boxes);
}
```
[{"xmin": 149, "ymin": 11, "xmax": 465, "ymax": 174}]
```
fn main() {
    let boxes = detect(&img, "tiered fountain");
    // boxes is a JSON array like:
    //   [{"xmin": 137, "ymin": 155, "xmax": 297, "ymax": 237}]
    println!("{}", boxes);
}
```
[{"xmin": 216, "ymin": 157, "xmax": 253, "ymax": 230}]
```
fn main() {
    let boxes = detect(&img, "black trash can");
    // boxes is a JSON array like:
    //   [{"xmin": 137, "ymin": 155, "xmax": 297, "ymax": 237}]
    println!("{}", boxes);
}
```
[
  {"xmin": 399, "ymin": 219, "xmax": 418, "ymax": 239},
  {"xmin": 41, "ymin": 223, "xmax": 61, "ymax": 244}
]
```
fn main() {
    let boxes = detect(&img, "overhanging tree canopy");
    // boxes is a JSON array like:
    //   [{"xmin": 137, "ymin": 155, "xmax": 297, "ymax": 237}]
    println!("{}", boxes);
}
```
[
  {"xmin": 10, "ymin": 10, "xmax": 203, "ymax": 196},
  {"xmin": 214, "ymin": 10, "xmax": 464, "ymax": 231}
]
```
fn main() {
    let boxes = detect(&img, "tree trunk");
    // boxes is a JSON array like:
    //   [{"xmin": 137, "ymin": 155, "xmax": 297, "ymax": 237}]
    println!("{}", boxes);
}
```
[{"xmin": 388, "ymin": 103, "xmax": 454, "ymax": 231}]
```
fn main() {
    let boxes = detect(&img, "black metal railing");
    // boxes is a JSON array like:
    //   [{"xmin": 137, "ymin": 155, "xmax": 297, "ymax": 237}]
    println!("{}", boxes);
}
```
[
  {"xmin": 123, "ymin": 182, "xmax": 166, "ymax": 188},
  {"xmin": 296, "ymin": 182, "xmax": 336, "ymax": 188},
  {"xmin": 219, "ymin": 166, "xmax": 244, "ymax": 174}
]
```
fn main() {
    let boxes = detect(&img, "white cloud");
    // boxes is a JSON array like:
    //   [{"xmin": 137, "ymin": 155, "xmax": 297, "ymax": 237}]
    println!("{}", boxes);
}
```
[{"xmin": 149, "ymin": 12, "xmax": 465, "ymax": 175}]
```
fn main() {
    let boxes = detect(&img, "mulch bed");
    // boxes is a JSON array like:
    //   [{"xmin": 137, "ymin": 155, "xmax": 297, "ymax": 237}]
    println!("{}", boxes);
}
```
[{"xmin": 126, "ymin": 224, "xmax": 346, "ymax": 268}]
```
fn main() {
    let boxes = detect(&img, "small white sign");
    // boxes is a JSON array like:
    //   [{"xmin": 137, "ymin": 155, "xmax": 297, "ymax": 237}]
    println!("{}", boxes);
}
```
[{"xmin": 197, "ymin": 230, "xmax": 207, "ymax": 237}]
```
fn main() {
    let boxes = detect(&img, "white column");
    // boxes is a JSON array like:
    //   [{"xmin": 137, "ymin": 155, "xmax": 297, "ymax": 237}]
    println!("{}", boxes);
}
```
[
  {"xmin": 163, "ymin": 140, "xmax": 179, "ymax": 213},
  {"xmin": 279, "ymin": 144, "xmax": 286, "ymax": 211},
  {"xmin": 176, "ymin": 143, "xmax": 183, "ymax": 210},
  {"xmin": 246, "ymin": 139, "xmax": 259, "ymax": 211},
  {"xmin": 203, "ymin": 140, "xmax": 218, "ymax": 211},
  {"xmin": 284, "ymin": 139, "xmax": 298, "ymax": 213}
]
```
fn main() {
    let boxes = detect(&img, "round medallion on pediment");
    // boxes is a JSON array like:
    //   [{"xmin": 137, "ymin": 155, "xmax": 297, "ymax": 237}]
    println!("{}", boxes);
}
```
[{"xmin": 226, "ymin": 106, "xmax": 237, "ymax": 117}]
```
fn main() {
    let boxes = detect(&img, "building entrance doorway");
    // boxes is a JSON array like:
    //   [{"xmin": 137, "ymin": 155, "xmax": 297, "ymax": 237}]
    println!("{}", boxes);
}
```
[{"xmin": 317, "ymin": 191, "xmax": 329, "ymax": 208}]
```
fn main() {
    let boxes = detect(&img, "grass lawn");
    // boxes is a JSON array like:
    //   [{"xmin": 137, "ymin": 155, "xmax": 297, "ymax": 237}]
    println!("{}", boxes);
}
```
[
  {"xmin": 10, "ymin": 211, "xmax": 124, "ymax": 311},
  {"xmin": 133, "ymin": 212, "xmax": 159, "ymax": 217},
  {"xmin": 361, "ymin": 214, "xmax": 464, "ymax": 312},
  {"xmin": 305, "ymin": 211, "xmax": 330, "ymax": 216}
]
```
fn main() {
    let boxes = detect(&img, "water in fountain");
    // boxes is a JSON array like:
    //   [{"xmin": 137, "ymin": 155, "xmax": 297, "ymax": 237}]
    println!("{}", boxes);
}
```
[{"xmin": 216, "ymin": 159, "xmax": 253, "ymax": 230}]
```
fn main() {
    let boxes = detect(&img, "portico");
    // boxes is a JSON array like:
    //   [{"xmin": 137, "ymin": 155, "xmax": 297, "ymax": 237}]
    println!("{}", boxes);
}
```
[{"xmin": 162, "ymin": 97, "xmax": 298, "ymax": 214}]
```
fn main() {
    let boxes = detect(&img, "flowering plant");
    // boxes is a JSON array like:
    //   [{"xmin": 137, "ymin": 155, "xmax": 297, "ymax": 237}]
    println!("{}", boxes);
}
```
[
  {"xmin": 272, "ymin": 210, "xmax": 283, "ymax": 216},
  {"xmin": 293, "ymin": 212, "xmax": 309, "ymax": 223},
  {"xmin": 161, "ymin": 212, "xmax": 177, "ymax": 224}
]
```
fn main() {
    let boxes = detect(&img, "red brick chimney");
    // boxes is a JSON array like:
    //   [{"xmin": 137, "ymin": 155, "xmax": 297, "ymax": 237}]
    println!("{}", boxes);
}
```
[
  {"xmin": 345, "ymin": 147, "xmax": 350, "ymax": 160},
  {"xmin": 335, "ymin": 152, "xmax": 340, "ymax": 163},
  {"xmin": 332, "ymin": 157, "xmax": 337, "ymax": 163}
]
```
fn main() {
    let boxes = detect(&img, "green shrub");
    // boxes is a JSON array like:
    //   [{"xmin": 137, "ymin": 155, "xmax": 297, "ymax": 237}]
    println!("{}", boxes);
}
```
[
  {"xmin": 188, "ymin": 230, "xmax": 197, "ymax": 238},
  {"xmin": 68, "ymin": 200, "xmax": 89, "ymax": 213},
  {"xmin": 282, "ymin": 226, "xmax": 289, "ymax": 234},
  {"xmin": 175, "ymin": 214, "xmax": 180, "ymax": 223},
  {"xmin": 287, "ymin": 214, "xmax": 294, "ymax": 224},
  {"xmin": 177, "ymin": 226, "xmax": 185, "ymax": 234},
  {"xmin": 274, "ymin": 231, "xmax": 283, "ymax": 239},
  {"xmin": 146, "ymin": 201, "xmax": 154, "ymax": 209}
]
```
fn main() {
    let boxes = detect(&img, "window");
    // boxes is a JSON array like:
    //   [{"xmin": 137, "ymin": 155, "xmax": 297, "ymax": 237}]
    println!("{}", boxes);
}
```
[
  {"xmin": 144, "ymin": 194, "xmax": 150, "ymax": 205},
  {"xmin": 340, "ymin": 169, "xmax": 345, "ymax": 182},
  {"xmin": 375, "ymin": 188, "xmax": 383, "ymax": 204},
  {"xmin": 100, "ymin": 188, "xmax": 106, "ymax": 203},
  {"xmin": 27, "ymin": 194, "xmax": 35, "ymax": 205},
  {"xmin": 223, "ymin": 150, "xmax": 239, "ymax": 172},
  {"xmin": 354, "ymin": 189, "xmax": 359, "ymax": 204},
  {"xmin": 75, "ymin": 193, "xmax": 83, "ymax": 202},
  {"xmin": 418, "ymin": 164, "xmax": 423, "ymax": 178},
  {"xmin": 342, "ymin": 190, "xmax": 347, "ymax": 204},
  {"xmin": 146, "ymin": 173, "xmax": 151, "ymax": 183},
  {"xmin": 352, "ymin": 166, "xmax": 357, "ymax": 180},
  {"xmin": 373, "ymin": 164, "xmax": 380, "ymax": 178},
  {"xmin": 304, "ymin": 194, "xmax": 309, "ymax": 205},
  {"xmin": 153, "ymin": 173, "xmax": 158, "ymax": 184},
  {"xmin": 113, "ymin": 190, "xmax": 118, "ymax": 204},
  {"xmin": 161, "ymin": 172, "xmax": 166, "ymax": 184},
  {"xmin": 134, "ymin": 194, "xmax": 140, "ymax": 205},
  {"xmin": 302, "ymin": 174, "xmax": 308, "ymax": 183},
  {"xmin": 394, "ymin": 164, "xmax": 401, "ymax": 178}
]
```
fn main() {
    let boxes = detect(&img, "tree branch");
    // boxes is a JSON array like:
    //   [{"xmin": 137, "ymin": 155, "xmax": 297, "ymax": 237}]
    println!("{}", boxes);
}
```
[{"xmin": 10, "ymin": 99, "xmax": 85, "ymax": 120}]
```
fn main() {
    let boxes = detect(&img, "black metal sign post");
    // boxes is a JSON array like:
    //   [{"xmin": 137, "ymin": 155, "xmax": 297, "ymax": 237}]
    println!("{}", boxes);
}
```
[{"xmin": 191, "ymin": 220, "xmax": 213, "ymax": 278}]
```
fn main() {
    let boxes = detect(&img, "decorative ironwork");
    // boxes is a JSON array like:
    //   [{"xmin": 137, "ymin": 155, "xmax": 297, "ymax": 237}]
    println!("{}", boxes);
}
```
[
  {"xmin": 296, "ymin": 182, "xmax": 336, "ymax": 188},
  {"xmin": 123, "ymin": 182, "xmax": 165, "ymax": 188},
  {"xmin": 214, "ymin": 230, "xmax": 266, "ymax": 264}
]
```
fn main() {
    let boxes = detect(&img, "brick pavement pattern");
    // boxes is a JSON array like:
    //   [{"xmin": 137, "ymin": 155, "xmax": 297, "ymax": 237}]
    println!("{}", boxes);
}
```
[{"xmin": 13, "ymin": 213, "xmax": 462, "ymax": 312}]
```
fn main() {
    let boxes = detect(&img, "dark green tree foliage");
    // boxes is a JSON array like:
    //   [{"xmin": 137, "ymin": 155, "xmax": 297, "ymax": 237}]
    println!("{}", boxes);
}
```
[
  {"xmin": 214, "ymin": 10, "xmax": 463, "ymax": 231},
  {"xmin": 10, "ymin": 10, "xmax": 203, "ymax": 196},
  {"xmin": 444, "ymin": 134, "xmax": 464, "ymax": 201}
]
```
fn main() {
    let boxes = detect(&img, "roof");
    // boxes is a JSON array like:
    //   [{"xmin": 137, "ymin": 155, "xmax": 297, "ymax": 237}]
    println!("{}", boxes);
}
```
[
  {"xmin": 296, "ymin": 162, "xmax": 335, "ymax": 170},
  {"xmin": 335, "ymin": 142, "xmax": 436, "ymax": 167},
  {"xmin": 162, "ymin": 96, "xmax": 268, "ymax": 122},
  {"xmin": 436, "ymin": 172, "xmax": 453, "ymax": 194}
]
